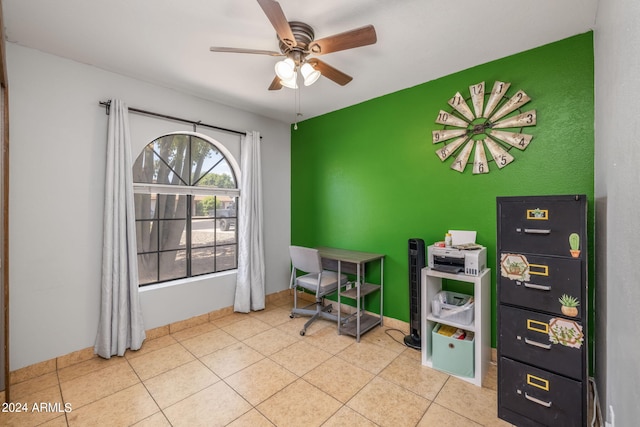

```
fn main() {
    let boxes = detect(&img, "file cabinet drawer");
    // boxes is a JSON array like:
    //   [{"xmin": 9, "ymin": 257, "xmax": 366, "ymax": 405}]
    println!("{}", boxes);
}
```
[
  {"xmin": 499, "ymin": 252, "xmax": 583, "ymax": 317},
  {"xmin": 499, "ymin": 357, "xmax": 583, "ymax": 427},
  {"xmin": 497, "ymin": 195, "xmax": 586, "ymax": 257},
  {"xmin": 499, "ymin": 305, "xmax": 584, "ymax": 380}
]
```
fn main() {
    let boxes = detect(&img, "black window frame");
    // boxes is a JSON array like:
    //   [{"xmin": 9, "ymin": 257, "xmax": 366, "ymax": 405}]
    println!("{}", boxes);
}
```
[{"xmin": 132, "ymin": 132, "xmax": 240, "ymax": 287}]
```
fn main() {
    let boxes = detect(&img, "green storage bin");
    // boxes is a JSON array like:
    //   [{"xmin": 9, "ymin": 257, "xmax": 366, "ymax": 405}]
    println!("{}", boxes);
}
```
[{"xmin": 432, "ymin": 324, "xmax": 475, "ymax": 378}]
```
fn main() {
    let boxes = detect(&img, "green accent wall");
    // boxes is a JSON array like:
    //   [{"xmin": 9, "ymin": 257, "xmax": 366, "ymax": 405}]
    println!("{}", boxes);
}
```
[{"xmin": 291, "ymin": 32, "xmax": 594, "ymax": 348}]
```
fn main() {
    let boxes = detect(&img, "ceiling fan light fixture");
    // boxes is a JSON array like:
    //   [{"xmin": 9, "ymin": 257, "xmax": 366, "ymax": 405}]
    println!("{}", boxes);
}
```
[
  {"xmin": 301, "ymin": 62, "xmax": 321, "ymax": 86},
  {"xmin": 275, "ymin": 58, "xmax": 295, "ymax": 80},
  {"xmin": 280, "ymin": 72, "xmax": 298, "ymax": 89}
]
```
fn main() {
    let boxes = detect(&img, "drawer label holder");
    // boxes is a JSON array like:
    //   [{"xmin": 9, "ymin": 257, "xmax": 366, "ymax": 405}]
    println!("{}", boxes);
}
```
[
  {"xmin": 527, "ymin": 374, "xmax": 550, "ymax": 391},
  {"xmin": 526, "ymin": 208, "xmax": 549, "ymax": 220},
  {"xmin": 527, "ymin": 319, "xmax": 549, "ymax": 334}
]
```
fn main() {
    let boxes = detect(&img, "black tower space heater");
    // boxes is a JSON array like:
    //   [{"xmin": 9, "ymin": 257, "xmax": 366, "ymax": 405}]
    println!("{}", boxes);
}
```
[{"xmin": 404, "ymin": 238, "xmax": 425, "ymax": 350}]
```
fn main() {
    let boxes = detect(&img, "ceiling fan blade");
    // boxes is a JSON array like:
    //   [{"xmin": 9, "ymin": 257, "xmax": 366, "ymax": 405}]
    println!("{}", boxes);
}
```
[
  {"xmin": 308, "ymin": 25, "xmax": 377, "ymax": 55},
  {"xmin": 256, "ymin": 0, "xmax": 296, "ymax": 48},
  {"xmin": 268, "ymin": 76, "xmax": 283, "ymax": 91},
  {"xmin": 308, "ymin": 59, "xmax": 353, "ymax": 86},
  {"xmin": 209, "ymin": 47, "xmax": 283, "ymax": 56}
]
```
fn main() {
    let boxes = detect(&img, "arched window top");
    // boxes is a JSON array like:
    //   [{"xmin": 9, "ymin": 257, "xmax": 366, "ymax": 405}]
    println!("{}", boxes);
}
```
[{"xmin": 133, "ymin": 132, "xmax": 239, "ymax": 190}]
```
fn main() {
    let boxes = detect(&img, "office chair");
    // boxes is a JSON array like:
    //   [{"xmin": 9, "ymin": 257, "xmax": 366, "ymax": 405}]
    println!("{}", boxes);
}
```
[{"xmin": 289, "ymin": 245, "xmax": 348, "ymax": 336}]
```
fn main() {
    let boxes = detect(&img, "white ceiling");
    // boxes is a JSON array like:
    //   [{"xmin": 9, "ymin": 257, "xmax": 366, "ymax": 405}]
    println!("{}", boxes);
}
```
[{"xmin": 3, "ymin": 0, "xmax": 598, "ymax": 124}]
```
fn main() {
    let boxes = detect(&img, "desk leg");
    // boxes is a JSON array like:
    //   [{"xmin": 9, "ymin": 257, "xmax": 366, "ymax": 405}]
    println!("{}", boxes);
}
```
[
  {"xmin": 356, "ymin": 262, "xmax": 361, "ymax": 342},
  {"xmin": 380, "ymin": 258, "xmax": 384, "ymax": 326},
  {"xmin": 337, "ymin": 260, "xmax": 342, "ymax": 335}
]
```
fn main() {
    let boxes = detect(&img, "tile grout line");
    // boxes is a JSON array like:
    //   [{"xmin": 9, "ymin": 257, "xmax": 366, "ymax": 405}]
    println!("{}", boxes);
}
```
[
  {"xmin": 34, "ymin": 299, "xmax": 501, "ymax": 426},
  {"xmin": 125, "ymin": 351, "xmax": 173, "ymax": 427},
  {"xmin": 54, "ymin": 358, "xmax": 71, "ymax": 427}
]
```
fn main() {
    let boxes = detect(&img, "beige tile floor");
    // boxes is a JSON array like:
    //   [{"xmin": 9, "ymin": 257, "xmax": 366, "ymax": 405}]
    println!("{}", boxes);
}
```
[{"xmin": 1, "ymin": 293, "xmax": 513, "ymax": 427}]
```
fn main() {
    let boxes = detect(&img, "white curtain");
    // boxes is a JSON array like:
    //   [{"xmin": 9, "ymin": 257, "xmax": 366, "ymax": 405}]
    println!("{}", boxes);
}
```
[
  {"xmin": 95, "ymin": 99, "xmax": 146, "ymax": 358},
  {"xmin": 234, "ymin": 131, "xmax": 266, "ymax": 312}
]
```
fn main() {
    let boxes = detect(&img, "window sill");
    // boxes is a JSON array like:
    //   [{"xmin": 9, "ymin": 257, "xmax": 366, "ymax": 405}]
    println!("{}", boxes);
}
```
[{"xmin": 138, "ymin": 270, "xmax": 237, "ymax": 293}]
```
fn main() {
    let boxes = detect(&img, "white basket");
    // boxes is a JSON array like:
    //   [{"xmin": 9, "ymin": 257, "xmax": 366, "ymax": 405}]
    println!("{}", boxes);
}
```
[{"xmin": 431, "ymin": 291, "xmax": 474, "ymax": 325}]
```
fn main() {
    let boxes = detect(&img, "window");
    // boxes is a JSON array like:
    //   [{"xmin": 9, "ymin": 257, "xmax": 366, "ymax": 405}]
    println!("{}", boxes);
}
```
[{"xmin": 132, "ymin": 132, "xmax": 239, "ymax": 286}]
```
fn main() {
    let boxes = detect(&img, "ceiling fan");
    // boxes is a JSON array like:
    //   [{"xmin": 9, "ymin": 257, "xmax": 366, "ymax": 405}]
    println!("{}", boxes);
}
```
[{"xmin": 209, "ymin": 0, "xmax": 377, "ymax": 90}]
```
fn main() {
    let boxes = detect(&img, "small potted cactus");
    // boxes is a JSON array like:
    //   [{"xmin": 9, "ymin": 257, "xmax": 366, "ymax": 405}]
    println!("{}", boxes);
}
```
[
  {"xmin": 569, "ymin": 233, "xmax": 581, "ymax": 258},
  {"xmin": 559, "ymin": 294, "xmax": 580, "ymax": 317}
]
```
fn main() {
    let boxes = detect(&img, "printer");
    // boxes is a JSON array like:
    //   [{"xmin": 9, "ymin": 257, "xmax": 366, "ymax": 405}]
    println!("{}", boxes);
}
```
[{"xmin": 428, "ymin": 245, "xmax": 487, "ymax": 276}]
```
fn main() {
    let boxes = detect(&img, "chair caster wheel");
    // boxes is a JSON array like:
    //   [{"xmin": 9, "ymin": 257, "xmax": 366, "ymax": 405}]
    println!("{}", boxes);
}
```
[
  {"xmin": 300, "ymin": 330, "xmax": 305, "ymax": 336},
  {"xmin": 289, "ymin": 314, "xmax": 294, "ymax": 318}
]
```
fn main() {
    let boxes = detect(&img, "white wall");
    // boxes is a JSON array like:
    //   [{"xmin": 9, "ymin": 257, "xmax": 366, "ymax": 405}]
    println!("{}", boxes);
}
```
[
  {"xmin": 7, "ymin": 43, "xmax": 291, "ymax": 370},
  {"xmin": 594, "ymin": 1, "xmax": 640, "ymax": 425}
]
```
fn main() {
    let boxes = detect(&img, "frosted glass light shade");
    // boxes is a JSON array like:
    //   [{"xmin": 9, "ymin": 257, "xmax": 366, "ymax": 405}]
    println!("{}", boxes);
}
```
[
  {"xmin": 301, "ymin": 62, "xmax": 321, "ymax": 86},
  {"xmin": 275, "ymin": 58, "xmax": 295, "ymax": 80},
  {"xmin": 280, "ymin": 72, "xmax": 298, "ymax": 89}
]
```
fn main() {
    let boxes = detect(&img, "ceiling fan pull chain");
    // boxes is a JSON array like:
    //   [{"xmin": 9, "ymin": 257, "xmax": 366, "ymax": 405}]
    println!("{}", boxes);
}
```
[
  {"xmin": 294, "ymin": 83, "xmax": 301, "ymax": 130},
  {"xmin": 293, "ymin": 84, "xmax": 297, "ymax": 130}
]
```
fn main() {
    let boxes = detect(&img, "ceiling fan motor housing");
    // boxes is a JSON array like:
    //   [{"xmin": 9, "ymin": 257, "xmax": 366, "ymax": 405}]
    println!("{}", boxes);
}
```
[{"xmin": 279, "ymin": 21, "xmax": 315, "ymax": 64}]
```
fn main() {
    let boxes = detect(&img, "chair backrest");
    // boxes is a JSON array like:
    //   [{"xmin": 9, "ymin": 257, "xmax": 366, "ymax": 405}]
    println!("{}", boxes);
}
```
[{"xmin": 289, "ymin": 246, "xmax": 323, "ymax": 275}]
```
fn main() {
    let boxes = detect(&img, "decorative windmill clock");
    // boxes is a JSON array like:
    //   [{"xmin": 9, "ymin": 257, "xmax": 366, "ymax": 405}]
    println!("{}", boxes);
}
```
[{"xmin": 433, "ymin": 81, "xmax": 536, "ymax": 174}]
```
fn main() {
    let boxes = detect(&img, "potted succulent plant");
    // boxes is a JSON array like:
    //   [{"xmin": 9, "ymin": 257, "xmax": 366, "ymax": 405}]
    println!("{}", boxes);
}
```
[
  {"xmin": 559, "ymin": 294, "xmax": 580, "ymax": 317},
  {"xmin": 505, "ymin": 259, "xmax": 526, "ymax": 275}
]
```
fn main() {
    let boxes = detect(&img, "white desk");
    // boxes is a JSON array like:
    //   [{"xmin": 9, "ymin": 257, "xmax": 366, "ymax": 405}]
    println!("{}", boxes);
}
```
[
  {"xmin": 317, "ymin": 247, "xmax": 384, "ymax": 342},
  {"xmin": 421, "ymin": 267, "xmax": 491, "ymax": 386}
]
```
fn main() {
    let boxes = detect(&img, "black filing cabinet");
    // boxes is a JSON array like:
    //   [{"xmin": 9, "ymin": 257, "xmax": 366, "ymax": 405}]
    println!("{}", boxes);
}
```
[{"xmin": 497, "ymin": 195, "xmax": 588, "ymax": 426}]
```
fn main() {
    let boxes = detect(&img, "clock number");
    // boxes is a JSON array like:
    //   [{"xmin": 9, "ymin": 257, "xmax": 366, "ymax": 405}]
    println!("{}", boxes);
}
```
[
  {"xmin": 469, "ymin": 82, "xmax": 485, "ymax": 119},
  {"xmin": 492, "ymin": 110, "xmax": 537, "ymax": 129},
  {"xmin": 448, "ymin": 92, "xmax": 475, "ymax": 121},
  {"xmin": 484, "ymin": 81, "xmax": 511, "ymax": 118},
  {"xmin": 451, "ymin": 140, "xmax": 474, "ymax": 173},
  {"xmin": 433, "ymin": 129, "xmax": 468, "ymax": 144},
  {"xmin": 484, "ymin": 137, "xmax": 514, "ymax": 169},
  {"xmin": 489, "ymin": 90, "xmax": 532, "ymax": 122},
  {"xmin": 488, "ymin": 129, "xmax": 533, "ymax": 151},
  {"xmin": 436, "ymin": 136, "xmax": 468, "ymax": 160},
  {"xmin": 435, "ymin": 110, "xmax": 469, "ymax": 127},
  {"xmin": 473, "ymin": 140, "xmax": 489, "ymax": 174}
]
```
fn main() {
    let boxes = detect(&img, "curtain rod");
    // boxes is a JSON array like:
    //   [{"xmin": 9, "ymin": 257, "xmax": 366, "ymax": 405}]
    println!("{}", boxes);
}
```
[{"xmin": 99, "ymin": 100, "xmax": 247, "ymax": 137}]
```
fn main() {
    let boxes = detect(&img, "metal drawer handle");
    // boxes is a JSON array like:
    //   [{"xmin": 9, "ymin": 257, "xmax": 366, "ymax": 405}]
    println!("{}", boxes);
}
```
[
  {"xmin": 523, "ymin": 228, "xmax": 551, "ymax": 234},
  {"xmin": 525, "ymin": 392, "xmax": 552, "ymax": 408},
  {"xmin": 525, "ymin": 338, "xmax": 552, "ymax": 350},
  {"xmin": 524, "ymin": 282, "xmax": 551, "ymax": 291}
]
